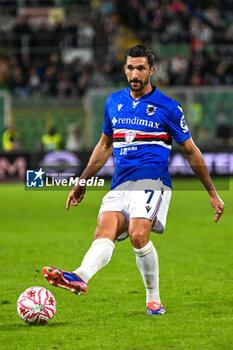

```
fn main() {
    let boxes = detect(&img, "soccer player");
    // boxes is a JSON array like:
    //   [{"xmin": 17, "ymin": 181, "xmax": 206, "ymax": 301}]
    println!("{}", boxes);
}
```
[{"xmin": 43, "ymin": 45, "xmax": 224, "ymax": 315}]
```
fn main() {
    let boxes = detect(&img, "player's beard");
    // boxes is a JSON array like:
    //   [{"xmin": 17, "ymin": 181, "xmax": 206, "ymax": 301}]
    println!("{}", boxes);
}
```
[{"xmin": 129, "ymin": 74, "xmax": 150, "ymax": 92}]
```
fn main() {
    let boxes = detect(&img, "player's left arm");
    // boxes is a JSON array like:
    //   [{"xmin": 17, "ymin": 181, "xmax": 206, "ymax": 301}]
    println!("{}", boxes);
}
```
[{"xmin": 179, "ymin": 137, "xmax": 225, "ymax": 223}]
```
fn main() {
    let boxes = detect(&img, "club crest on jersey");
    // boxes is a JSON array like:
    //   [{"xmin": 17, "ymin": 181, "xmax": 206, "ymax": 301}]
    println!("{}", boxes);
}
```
[
  {"xmin": 125, "ymin": 131, "xmax": 136, "ymax": 143},
  {"xmin": 146, "ymin": 104, "xmax": 157, "ymax": 116}
]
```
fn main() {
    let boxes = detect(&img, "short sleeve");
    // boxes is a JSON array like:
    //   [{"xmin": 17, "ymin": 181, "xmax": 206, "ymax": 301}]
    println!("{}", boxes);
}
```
[
  {"xmin": 167, "ymin": 104, "xmax": 191, "ymax": 143},
  {"xmin": 102, "ymin": 97, "xmax": 113, "ymax": 136}
]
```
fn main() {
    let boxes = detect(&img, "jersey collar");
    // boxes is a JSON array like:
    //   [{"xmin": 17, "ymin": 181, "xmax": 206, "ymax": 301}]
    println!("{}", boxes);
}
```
[{"xmin": 127, "ymin": 86, "xmax": 157, "ymax": 101}]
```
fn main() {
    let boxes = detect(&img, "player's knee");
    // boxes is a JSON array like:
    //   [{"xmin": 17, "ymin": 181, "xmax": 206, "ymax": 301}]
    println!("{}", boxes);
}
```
[{"xmin": 129, "ymin": 230, "xmax": 147, "ymax": 248}]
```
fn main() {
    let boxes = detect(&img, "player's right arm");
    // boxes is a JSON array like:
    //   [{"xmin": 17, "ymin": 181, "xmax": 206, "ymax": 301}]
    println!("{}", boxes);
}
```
[
  {"xmin": 179, "ymin": 137, "xmax": 225, "ymax": 223},
  {"xmin": 66, "ymin": 133, "xmax": 113, "ymax": 210},
  {"xmin": 166, "ymin": 102, "xmax": 224, "ymax": 223}
]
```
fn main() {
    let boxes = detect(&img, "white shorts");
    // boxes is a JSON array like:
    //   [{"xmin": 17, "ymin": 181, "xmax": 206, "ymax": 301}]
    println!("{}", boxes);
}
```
[{"xmin": 98, "ymin": 179, "xmax": 172, "ymax": 241}]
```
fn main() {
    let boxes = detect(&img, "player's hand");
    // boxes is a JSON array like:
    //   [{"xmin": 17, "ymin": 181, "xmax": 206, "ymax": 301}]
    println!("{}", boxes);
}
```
[
  {"xmin": 210, "ymin": 193, "xmax": 225, "ymax": 223},
  {"xmin": 66, "ymin": 185, "xmax": 86, "ymax": 210}
]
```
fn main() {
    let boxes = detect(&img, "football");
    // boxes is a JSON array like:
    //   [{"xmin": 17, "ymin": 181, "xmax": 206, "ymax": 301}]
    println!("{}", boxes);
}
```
[{"xmin": 17, "ymin": 286, "xmax": 56, "ymax": 325}]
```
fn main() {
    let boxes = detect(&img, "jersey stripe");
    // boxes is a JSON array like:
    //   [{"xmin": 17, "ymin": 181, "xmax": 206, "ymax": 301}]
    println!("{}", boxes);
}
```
[
  {"xmin": 113, "ymin": 128, "xmax": 172, "ymax": 147},
  {"xmin": 113, "ymin": 133, "xmax": 169, "ymax": 140},
  {"xmin": 149, "ymin": 194, "xmax": 163, "ymax": 221},
  {"xmin": 113, "ymin": 140, "xmax": 172, "ymax": 149},
  {"xmin": 113, "ymin": 128, "xmax": 167, "ymax": 136}
]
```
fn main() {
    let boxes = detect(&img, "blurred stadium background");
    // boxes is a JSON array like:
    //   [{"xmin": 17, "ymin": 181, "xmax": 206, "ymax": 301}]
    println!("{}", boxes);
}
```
[{"xmin": 0, "ymin": 0, "xmax": 233, "ymax": 181}]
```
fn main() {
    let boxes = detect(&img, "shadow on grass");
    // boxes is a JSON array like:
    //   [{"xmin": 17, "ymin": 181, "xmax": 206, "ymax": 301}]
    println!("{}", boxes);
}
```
[
  {"xmin": 125, "ymin": 312, "xmax": 144, "ymax": 317},
  {"xmin": 0, "ymin": 321, "xmax": 69, "ymax": 331}
]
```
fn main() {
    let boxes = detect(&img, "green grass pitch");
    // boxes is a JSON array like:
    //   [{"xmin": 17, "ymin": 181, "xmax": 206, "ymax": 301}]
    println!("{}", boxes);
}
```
[{"xmin": 0, "ymin": 179, "xmax": 233, "ymax": 350}]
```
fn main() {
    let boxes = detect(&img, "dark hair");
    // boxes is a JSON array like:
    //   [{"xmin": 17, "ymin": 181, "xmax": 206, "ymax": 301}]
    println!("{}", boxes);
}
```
[{"xmin": 125, "ymin": 45, "xmax": 155, "ymax": 68}]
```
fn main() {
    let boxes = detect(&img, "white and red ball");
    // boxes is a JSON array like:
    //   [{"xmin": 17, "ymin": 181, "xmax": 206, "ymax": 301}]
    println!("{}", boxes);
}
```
[{"xmin": 17, "ymin": 286, "xmax": 56, "ymax": 325}]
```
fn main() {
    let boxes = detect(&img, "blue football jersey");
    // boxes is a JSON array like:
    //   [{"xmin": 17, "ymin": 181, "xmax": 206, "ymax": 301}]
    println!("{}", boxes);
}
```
[{"xmin": 103, "ymin": 86, "xmax": 191, "ymax": 189}]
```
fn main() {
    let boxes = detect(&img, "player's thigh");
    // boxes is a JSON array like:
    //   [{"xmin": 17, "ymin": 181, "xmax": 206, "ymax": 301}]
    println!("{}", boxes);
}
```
[
  {"xmin": 128, "ymin": 218, "xmax": 152, "ymax": 249},
  {"xmin": 95, "ymin": 211, "xmax": 128, "ymax": 241}
]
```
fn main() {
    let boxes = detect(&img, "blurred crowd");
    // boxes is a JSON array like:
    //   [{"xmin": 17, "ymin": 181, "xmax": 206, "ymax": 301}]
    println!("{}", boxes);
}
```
[
  {"xmin": 120, "ymin": 0, "xmax": 233, "ymax": 86},
  {"xmin": 118, "ymin": 0, "xmax": 233, "ymax": 44},
  {"xmin": 4, "ymin": 52, "xmax": 123, "ymax": 98},
  {"xmin": 0, "ymin": 0, "xmax": 232, "ymax": 98}
]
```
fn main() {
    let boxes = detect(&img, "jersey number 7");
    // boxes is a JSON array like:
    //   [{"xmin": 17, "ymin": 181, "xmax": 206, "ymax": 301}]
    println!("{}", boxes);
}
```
[{"xmin": 145, "ymin": 190, "xmax": 154, "ymax": 204}]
